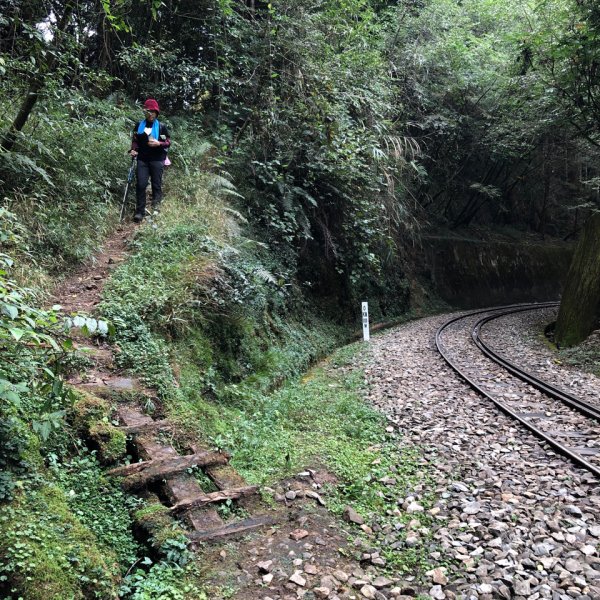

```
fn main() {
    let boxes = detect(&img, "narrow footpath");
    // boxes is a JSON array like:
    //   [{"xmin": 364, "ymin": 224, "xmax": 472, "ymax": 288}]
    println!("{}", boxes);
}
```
[{"xmin": 50, "ymin": 226, "xmax": 385, "ymax": 600}]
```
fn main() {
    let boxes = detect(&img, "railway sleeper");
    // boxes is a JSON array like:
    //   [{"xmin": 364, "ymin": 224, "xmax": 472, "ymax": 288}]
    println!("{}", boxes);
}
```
[{"xmin": 114, "ymin": 404, "xmax": 273, "ymax": 545}]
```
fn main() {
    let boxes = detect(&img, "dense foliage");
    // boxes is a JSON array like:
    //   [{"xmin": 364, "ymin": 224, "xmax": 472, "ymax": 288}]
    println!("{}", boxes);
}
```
[
  {"xmin": 1, "ymin": 0, "xmax": 600, "ymax": 597},
  {"xmin": 2, "ymin": 0, "xmax": 599, "ymax": 280}
]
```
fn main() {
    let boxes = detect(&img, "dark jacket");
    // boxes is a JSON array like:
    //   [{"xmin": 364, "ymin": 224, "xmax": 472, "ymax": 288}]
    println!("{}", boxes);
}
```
[{"xmin": 131, "ymin": 120, "xmax": 171, "ymax": 161}]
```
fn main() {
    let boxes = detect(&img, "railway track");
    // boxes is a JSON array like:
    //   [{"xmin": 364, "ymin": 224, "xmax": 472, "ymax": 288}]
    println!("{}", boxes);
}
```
[{"xmin": 436, "ymin": 303, "xmax": 600, "ymax": 478}]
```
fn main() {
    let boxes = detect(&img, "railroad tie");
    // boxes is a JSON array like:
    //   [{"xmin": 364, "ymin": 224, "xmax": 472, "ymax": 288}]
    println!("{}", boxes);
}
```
[{"xmin": 114, "ymin": 405, "xmax": 274, "ymax": 543}]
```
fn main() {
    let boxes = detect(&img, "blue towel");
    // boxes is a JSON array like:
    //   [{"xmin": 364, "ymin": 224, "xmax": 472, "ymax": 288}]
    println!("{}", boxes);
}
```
[{"xmin": 137, "ymin": 119, "xmax": 160, "ymax": 142}]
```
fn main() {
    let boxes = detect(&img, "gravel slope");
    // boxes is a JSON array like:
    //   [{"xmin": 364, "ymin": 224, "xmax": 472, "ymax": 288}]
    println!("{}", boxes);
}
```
[{"xmin": 364, "ymin": 312, "xmax": 600, "ymax": 600}]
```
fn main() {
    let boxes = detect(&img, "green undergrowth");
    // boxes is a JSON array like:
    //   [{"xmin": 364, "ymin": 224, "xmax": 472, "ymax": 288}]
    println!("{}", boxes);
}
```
[
  {"xmin": 202, "ymin": 340, "xmax": 439, "ymax": 580},
  {"xmin": 556, "ymin": 334, "xmax": 600, "ymax": 377},
  {"xmin": 0, "ymin": 435, "xmax": 211, "ymax": 599},
  {"xmin": 0, "ymin": 460, "xmax": 126, "ymax": 599},
  {"xmin": 0, "ymin": 93, "xmax": 141, "ymax": 289},
  {"xmin": 100, "ymin": 171, "xmax": 348, "ymax": 404}
]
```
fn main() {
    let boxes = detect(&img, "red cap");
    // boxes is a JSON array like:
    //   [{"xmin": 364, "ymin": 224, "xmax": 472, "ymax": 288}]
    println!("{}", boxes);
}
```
[{"xmin": 143, "ymin": 98, "xmax": 160, "ymax": 113}]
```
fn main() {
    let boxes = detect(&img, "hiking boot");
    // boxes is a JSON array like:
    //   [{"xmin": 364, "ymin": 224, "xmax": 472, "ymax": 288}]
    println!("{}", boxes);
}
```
[{"xmin": 133, "ymin": 213, "xmax": 143, "ymax": 223}]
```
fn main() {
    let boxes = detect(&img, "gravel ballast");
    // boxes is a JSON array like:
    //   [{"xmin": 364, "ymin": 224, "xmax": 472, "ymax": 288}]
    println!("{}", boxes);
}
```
[{"xmin": 363, "ymin": 311, "xmax": 600, "ymax": 600}]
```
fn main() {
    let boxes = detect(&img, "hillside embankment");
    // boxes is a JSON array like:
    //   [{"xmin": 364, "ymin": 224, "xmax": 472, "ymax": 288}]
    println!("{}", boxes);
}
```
[
  {"xmin": 421, "ymin": 234, "xmax": 574, "ymax": 308},
  {"xmin": 0, "ymin": 160, "xmax": 411, "ymax": 598}
]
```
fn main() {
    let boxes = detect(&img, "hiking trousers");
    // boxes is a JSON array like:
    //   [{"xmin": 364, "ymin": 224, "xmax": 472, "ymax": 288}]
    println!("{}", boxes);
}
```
[{"xmin": 136, "ymin": 159, "xmax": 164, "ymax": 216}]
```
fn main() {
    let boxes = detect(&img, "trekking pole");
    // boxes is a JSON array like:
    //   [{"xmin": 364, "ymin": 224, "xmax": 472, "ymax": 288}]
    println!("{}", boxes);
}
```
[{"xmin": 120, "ymin": 157, "xmax": 136, "ymax": 222}]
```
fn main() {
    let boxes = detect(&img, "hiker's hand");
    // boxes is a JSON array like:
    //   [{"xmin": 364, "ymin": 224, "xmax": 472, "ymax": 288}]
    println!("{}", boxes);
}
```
[
  {"xmin": 147, "ymin": 139, "xmax": 161, "ymax": 148},
  {"xmin": 129, "ymin": 150, "xmax": 138, "ymax": 157}
]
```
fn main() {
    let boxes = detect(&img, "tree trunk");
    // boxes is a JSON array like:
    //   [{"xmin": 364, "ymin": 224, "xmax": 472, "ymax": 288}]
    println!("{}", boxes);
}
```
[
  {"xmin": 0, "ymin": 3, "xmax": 74, "ymax": 152},
  {"xmin": 555, "ymin": 213, "xmax": 600, "ymax": 346}
]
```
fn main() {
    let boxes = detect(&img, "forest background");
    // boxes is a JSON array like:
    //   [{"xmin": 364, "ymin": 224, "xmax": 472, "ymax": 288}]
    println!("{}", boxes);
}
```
[{"xmin": 1, "ymin": 0, "xmax": 600, "ymax": 597}]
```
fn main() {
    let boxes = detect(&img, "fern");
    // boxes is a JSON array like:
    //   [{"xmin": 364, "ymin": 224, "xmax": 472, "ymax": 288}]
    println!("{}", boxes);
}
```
[
  {"xmin": 252, "ymin": 267, "xmax": 277, "ymax": 285},
  {"xmin": 222, "ymin": 206, "xmax": 248, "ymax": 223},
  {"xmin": 4, "ymin": 152, "xmax": 54, "ymax": 187},
  {"xmin": 207, "ymin": 173, "xmax": 245, "ymax": 199}
]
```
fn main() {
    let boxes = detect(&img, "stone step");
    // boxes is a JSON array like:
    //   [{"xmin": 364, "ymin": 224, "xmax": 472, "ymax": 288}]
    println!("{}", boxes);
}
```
[
  {"xmin": 136, "ymin": 434, "xmax": 178, "ymax": 461},
  {"xmin": 78, "ymin": 376, "xmax": 146, "ymax": 397}
]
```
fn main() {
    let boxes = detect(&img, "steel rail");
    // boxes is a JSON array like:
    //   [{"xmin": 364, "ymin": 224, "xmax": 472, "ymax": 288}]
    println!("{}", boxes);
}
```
[
  {"xmin": 472, "ymin": 305, "xmax": 600, "ymax": 422},
  {"xmin": 435, "ymin": 303, "xmax": 600, "ymax": 479}
]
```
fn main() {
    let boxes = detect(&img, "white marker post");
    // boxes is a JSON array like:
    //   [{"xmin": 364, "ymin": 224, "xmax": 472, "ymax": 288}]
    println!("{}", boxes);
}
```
[{"xmin": 362, "ymin": 301, "xmax": 370, "ymax": 341}]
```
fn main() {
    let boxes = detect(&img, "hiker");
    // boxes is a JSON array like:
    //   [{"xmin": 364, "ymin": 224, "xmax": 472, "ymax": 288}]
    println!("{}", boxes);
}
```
[{"xmin": 128, "ymin": 98, "xmax": 171, "ymax": 222}]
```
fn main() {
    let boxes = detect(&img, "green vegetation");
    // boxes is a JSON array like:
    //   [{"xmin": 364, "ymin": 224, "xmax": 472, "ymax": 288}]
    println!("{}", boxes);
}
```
[
  {"xmin": 0, "ymin": 475, "xmax": 124, "ymax": 599},
  {"xmin": 203, "ymin": 342, "xmax": 438, "ymax": 579},
  {"xmin": 1, "ymin": 0, "xmax": 600, "ymax": 597},
  {"xmin": 0, "ymin": 94, "xmax": 134, "ymax": 285},
  {"xmin": 556, "ymin": 335, "xmax": 600, "ymax": 377},
  {"xmin": 100, "ymin": 164, "xmax": 349, "ymax": 406}
]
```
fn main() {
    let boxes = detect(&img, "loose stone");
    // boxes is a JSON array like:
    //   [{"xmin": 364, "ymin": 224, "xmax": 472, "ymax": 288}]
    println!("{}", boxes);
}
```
[
  {"xmin": 360, "ymin": 585, "xmax": 378, "ymax": 599},
  {"xmin": 290, "ymin": 529, "xmax": 310, "ymax": 541},
  {"xmin": 343, "ymin": 506, "xmax": 365, "ymax": 525},
  {"xmin": 289, "ymin": 571, "xmax": 306, "ymax": 587}
]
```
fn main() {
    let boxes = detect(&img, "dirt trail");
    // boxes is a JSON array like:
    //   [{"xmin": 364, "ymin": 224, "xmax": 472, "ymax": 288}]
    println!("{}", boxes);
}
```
[
  {"xmin": 48, "ymin": 223, "xmax": 136, "ymax": 389},
  {"xmin": 51, "ymin": 223, "xmax": 135, "ymax": 315}
]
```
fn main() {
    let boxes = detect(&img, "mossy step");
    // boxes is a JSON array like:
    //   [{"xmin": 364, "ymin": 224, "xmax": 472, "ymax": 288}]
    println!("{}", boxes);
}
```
[
  {"xmin": 206, "ymin": 464, "xmax": 248, "ymax": 489},
  {"xmin": 78, "ymin": 376, "xmax": 146, "ymax": 398},
  {"xmin": 122, "ymin": 420, "xmax": 172, "ymax": 435},
  {"xmin": 73, "ymin": 345, "xmax": 114, "ymax": 367},
  {"xmin": 112, "ymin": 406, "xmax": 265, "ymax": 544},
  {"xmin": 108, "ymin": 451, "xmax": 230, "ymax": 490},
  {"xmin": 118, "ymin": 405, "xmax": 154, "ymax": 428}
]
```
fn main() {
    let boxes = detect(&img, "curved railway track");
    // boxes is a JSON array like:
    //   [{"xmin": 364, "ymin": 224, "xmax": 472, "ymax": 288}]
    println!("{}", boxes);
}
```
[{"xmin": 436, "ymin": 303, "xmax": 600, "ymax": 478}]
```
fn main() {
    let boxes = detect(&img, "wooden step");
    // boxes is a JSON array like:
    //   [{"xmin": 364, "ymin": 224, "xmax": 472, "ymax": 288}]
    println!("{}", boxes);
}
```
[
  {"xmin": 187, "ymin": 508, "xmax": 225, "ymax": 531},
  {"xmin": 113, "ymin": 406, "xmax": 269, "ymax": 545},
  {"xmin": 122, "ymin": 420, "xmax": 172, "ymax": 435},
  {"xmin": 188, "ymin": 514, "xmax": 277, "ymax": 542},
  {"xmin": 117, "ymin": 404, "xmax": 171, "ymax": 435},
  {"xmin": 109, "ymin": 451, "xmax": 230, "ymax": 490},
  {"xmin": 170, "ymin": 485, "xmax": 259, "ymax": 513},
  {"xmin": 164, "ymin": 473, "xmax": 209, "ymax": 503}
]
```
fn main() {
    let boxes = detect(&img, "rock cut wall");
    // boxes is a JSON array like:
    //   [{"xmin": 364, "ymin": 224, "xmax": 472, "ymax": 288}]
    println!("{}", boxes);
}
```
[{"xmin": 423, "ymin": 237, "xmax": 574, "ymax": 309}]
